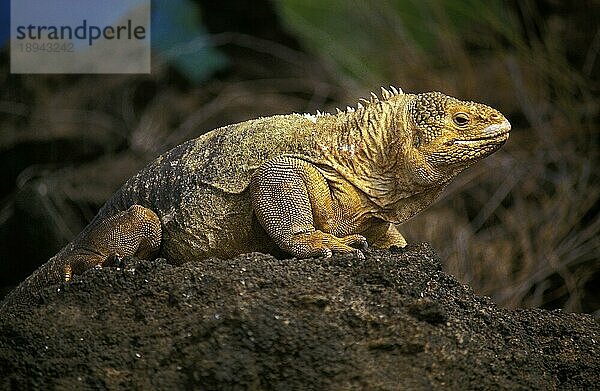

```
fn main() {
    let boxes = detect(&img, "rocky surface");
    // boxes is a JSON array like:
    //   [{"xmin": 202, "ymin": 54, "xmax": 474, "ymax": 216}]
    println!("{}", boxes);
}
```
[{"xmin": 0, "ymin": 243, "xmax": 598, "ymax": 390}]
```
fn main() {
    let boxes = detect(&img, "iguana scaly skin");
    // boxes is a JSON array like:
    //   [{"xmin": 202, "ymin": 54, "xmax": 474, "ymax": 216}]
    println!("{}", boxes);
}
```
[{"xmin": 2, "ymin": 88, "xmax": 510, "ymax": 309}]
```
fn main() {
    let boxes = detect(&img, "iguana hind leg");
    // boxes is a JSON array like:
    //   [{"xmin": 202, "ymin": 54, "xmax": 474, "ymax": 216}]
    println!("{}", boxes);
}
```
[
  {"xmin": 250, "ymin": 156, "xmax": 366, "ymax": 259},
  {"xmin": 67, "ymin": 204, "xmax": 162, "ymax": 279},
  {"xmin": 1, "ymin": 205, "xmax": 162, "ymax": 309}
]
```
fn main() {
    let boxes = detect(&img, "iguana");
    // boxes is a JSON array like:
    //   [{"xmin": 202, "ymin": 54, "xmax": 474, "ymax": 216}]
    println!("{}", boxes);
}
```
[{"xmin": 1, "ymin": 87, "xmax": 510, "ymax": 309}]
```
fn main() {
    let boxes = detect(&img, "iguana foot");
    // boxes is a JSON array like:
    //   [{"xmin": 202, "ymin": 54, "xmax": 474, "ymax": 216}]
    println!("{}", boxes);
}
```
[{"xmin": 289, "ymin": 230, "xmax": 367, "ymax": 260}]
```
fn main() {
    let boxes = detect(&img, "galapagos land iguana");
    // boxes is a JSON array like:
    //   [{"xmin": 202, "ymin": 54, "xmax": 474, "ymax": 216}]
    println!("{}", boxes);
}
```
[{"xmin": 1, "ymin": 87, "xmax": 510, "ymax": 309}]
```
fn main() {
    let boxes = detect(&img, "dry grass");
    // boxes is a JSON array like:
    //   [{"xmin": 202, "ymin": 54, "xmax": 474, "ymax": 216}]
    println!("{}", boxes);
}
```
[
  {"xmin": 277, "ymin": 0, "xmax": 600, "ymax": 314},
  {"xmin": 2, "ymin": 1, "xmax": 597, "ymax": 315}
]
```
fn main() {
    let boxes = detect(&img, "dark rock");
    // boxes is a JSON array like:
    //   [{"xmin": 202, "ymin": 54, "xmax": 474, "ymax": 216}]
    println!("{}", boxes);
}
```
[
  {"xmin": 408, "ymin": 298, "xmax": 448, "ymax": 324},
  {"xmin": 0, "ymin": 243, "xmax": 598, "ymax": 390}
]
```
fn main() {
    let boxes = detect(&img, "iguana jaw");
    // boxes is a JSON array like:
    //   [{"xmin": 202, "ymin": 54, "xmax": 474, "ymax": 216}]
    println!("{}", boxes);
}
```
[{"xmin": 451, "ymin": 119, "xmax": 511, "ymax": 146}]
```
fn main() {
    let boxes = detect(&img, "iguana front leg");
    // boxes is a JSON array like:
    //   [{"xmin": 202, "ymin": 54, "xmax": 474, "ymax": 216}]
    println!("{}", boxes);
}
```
[
  {"xmin": 370, "ymin": 223, "xmax": 408, "ymax": 249},
  {"xmin": 250, "ymin": 156, "xmax": 367, "ymax": 259}
]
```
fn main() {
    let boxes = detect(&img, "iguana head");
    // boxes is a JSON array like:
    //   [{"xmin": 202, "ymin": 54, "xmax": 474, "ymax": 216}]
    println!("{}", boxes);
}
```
[
  {"xmin": 402, "ymin": 91, "xmax": 510, "ymax": 185},
  {"xmin": 320, "ymin": 88, "xmax": 510, "ymax": 209}
]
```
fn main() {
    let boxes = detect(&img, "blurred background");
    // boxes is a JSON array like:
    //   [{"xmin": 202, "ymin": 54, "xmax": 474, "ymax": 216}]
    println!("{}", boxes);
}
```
[{"xmin": 0, "ymin": 0, "xmax": 598, "ymax": 316}]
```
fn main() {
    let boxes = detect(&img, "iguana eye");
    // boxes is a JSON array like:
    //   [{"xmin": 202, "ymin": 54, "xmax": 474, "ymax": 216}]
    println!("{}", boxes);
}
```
[
  {"xmin": 413, "ymin": 134, "xmax": 421, "ymax": 148},
  {"xmin": 453, "ymin": 112, "xmax": 470, "ymax": 127}
]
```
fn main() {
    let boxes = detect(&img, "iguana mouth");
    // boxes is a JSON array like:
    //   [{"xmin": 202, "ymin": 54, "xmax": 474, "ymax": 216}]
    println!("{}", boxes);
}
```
[
  {"xmin": 453, "ymin": 120, "xmax": 510, "ymax": 145},
  {"xmin": 453, "ymin": 134, "xmax": 507, "ymax": 145}
]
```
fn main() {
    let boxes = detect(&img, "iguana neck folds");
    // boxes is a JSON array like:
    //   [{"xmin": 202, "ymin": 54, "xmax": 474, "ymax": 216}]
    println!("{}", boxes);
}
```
[{"xmin": 308, "ymin": 95, "xmax": 418, "ymax": 212}]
